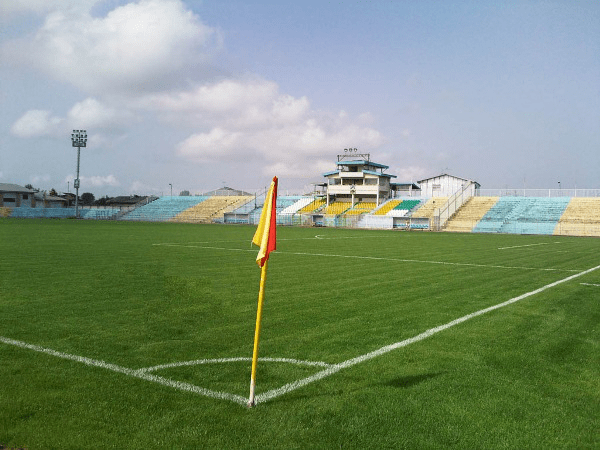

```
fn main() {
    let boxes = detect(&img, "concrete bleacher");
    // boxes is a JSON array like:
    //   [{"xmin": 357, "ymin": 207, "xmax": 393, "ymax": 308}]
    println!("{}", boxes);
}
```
[
  {"xmin": 374, "ymin": 200, "xmax": 401, "ymax": 215},
  {"xmin": 411, "ymin": 197, "xmax": 448, "ymax": 219},
  {"xmin": 10, "ymin": 207, "xmax": 76, "ymax": 219},
  {"xmin": 554, "ymin": 198, "xmax": 600, "ymax": 236},
  {"xmin": 298, "ymin": 198, "xmax": 326, "ymax": 213},
  {"xmin": 345, "ymin": 202, "xmax": 376, "ymax": 215},
  {"xmin": 473, "ymin": 197, "xmax": 571, "ymax": 235},
  {"xmin": 322, "ymin": 201, "xmax": 352, "ymax": 215},
  {"xmin": 280, "ymin": 197, "xmax": 314, "ymax": 215},
  {"xmin": 120, "ymin": 196, "xmax": 207, "ymax": 221},
  {"xmin": 444, "ymin": 197, "xmax": 499, "ymax": 232},
  {"xmin": 171, "ymin": 196, "xmax": 253, "ymax": 223}
]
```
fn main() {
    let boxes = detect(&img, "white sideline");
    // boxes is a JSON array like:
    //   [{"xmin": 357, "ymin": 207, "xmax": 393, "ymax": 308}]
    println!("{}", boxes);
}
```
[
  {"xmin": 2, "ymin": 263, "xmax": 599, "ymax": 407},
  {"xmin": 255, "ymin": 262, "xmax": 600, "ymax": 404},
  {"xmin": 153, "ymin": 243, "xmax": 582, "ymax": 273}
]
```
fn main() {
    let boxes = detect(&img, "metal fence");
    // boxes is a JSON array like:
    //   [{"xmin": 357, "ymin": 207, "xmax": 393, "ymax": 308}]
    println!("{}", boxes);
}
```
[{"xmin": 477, "ymin": 189, "xmax": 600, "ymax": 198}]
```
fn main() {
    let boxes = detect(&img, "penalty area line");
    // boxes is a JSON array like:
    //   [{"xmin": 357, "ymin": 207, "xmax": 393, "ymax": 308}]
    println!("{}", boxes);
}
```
[{"xmin": 256, "ymin": 262, "xmax": 600, "ymax": 404}]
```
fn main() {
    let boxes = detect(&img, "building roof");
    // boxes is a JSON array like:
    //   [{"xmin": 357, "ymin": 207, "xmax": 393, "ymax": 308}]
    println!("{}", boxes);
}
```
[
  {"xmin": 363, "ymin": 169, "xmax": 396, "ymax": 178},
  {"xmin": 34, "ymin": 192, "xmax": 68, "ymax": 202},
  {"xmin": 0, "ymin": 183, "xmax": 35, "ymax": 194},
  {"xmin": 391, "ymin": 182, "xmax": 421, "ymax": 189},
  {"xmin": 337, "ymin": 160, "xmax": 389, "ymax": 169},
  {"xmin": 417, "ymin": 173, "xmax": 479, "ymax": 186}
]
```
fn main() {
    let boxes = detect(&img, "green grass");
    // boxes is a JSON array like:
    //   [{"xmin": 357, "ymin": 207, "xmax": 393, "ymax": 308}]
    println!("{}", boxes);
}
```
[{"xmin": 1, "ymin": 218, "xmax": 599, "ymax": 449}]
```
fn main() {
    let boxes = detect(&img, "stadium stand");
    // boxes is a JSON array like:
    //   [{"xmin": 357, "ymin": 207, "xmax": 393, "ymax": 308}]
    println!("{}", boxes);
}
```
[
  {"xmin": 554, "ymin": 198, "xmax": 600, "ymax": 236},
  {"xmin": 345, "ymin": 202, "xmax": 377, "ymax": 215},
  {"xmin": 120, "ymin": 196, "xmax": 207, "ymax": 221},
  {"xmin": 411, "ymin": 197, "xmax": 448, "ymax": 219},
  {"xmin": 373, "ymin": 200, "xmax": 401, "ymax": 215},
  {"xmin": 323, "ymin": 201, "xmax": 352, "ymax": 215},
  {"xmin": 10, "ymin": 207, "xmax": 76, "ymax": 219},
  {"xmin": 298, "ymin": 198, "xmax": 326, "ymax": 213},
  {"xmin": 280, "ymin": 197, "xmax": 313, "ymax": 215},
  {"xmin": 444, "ymin": 196, "xmax": 499, "ymax": 232},
  {"xmin": 171, "ymin": 196, "xmax": 253, "ymax": 223},
  {"xmin": 473, "ymin": 197, "xmax": 571, "ymax": 235}
]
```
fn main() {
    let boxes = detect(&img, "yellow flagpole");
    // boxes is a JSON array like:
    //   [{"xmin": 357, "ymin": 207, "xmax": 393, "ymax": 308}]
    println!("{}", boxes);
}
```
[{"xmin": 248, "ymin": 260, "xmax": 268, "ymax": 407}]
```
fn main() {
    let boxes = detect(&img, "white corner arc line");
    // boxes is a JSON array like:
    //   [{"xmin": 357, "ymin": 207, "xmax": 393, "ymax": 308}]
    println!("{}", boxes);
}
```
[
  {"xmin": 139, "ymin": 357, "xmax": 332, "ymax": 373},
  {"xmin": 255, "ymin": 263, "xmax": 600, "ymax": 404}
]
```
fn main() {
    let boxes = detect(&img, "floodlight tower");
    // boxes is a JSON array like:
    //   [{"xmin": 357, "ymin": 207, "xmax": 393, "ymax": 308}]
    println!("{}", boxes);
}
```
[{"xmin": 71, "ymin": 130, "xmax": 87, "ymax": 218}]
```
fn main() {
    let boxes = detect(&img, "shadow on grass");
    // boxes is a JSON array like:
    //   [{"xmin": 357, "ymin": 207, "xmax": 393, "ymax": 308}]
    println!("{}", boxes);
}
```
[{"xmin": 383, "ymin": 372, "xmax": 443, "ymax": 388}]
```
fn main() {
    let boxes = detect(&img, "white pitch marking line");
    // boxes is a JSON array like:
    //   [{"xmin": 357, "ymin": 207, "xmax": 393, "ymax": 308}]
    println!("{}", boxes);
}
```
[
  {"xmin": 580, "ymin": 283, "xmax": 600, "ymax": 287},
  {"xmin": 0, "ymin": 336, "xmax": 247, "ymax": 406},
  {"xmin": 498, "ymin": 242, "xmax": 551, "ymax": 250},
  {"xmin": 139, "ymin": 357, "xmax": 333, "ymax": 373},
  {"xmin": 256, "ymin": 262, "xmax": 600, "ymax": 404},
  {"xmin": 153, "ymin": 243, "xmax": 581, "ymax": 273}
]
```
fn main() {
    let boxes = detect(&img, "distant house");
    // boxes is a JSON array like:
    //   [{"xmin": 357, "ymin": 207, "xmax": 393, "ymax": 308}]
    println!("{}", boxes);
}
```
[
  {"xmin": 34, "ymin": 192, "xmax": 69, "ymax": 208},
  {"xmin": 105, "ymin": 195, "xmax": 149, "ymax": 207},
  {"xmin": 417, "ymin": 174, "xmax": 480, "ymax": 197},
  {"xmin": 0, "ymin": 183, "xmax": 36, "ymax": 207},
  {"xmin": 203, "ymin": 187, "xmax": 253, "ymax": 197}
]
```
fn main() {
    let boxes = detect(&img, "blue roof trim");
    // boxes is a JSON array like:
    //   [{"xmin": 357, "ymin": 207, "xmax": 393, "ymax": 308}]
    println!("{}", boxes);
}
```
[
  {"xmin": 337, "ymin": 160, "xmax": 389, "ymax": 169},
  {"xmin": 322, "ymin": 170, "xmax": 339, "ymax": 177},
  {"xmin": 363, "ymin": 169, "xmax": 397, "ymax": 178}
]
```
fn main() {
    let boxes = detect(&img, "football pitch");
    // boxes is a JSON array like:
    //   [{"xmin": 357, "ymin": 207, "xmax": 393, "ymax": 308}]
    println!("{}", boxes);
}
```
[{"xmin": 1, "ymin": 219, "xmax": 599, "ymax": 449}]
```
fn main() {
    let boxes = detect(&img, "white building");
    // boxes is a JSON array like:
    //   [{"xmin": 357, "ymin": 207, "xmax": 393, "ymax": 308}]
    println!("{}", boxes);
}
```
[
  {"xmin": 417, "ymin": 174, "xmax": 480, "ymax": 197},
  {"xmin": 323, "ymin": 154, "xmax": 396, "ymax": 206}
]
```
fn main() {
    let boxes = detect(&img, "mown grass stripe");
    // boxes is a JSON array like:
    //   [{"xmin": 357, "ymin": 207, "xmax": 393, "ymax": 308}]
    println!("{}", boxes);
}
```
[
  {"xmin": 0, "ymin": 336, "xmax": 247, "ymax": 406},
  {"xmin": 256, "ymin": 263, "xmax": 600, "ymax": 404}
]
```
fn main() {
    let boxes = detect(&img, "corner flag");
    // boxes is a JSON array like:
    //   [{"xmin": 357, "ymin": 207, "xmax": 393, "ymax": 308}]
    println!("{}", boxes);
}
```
[
  {"xmin": 248, "ymin": 176, "xmax": 278, "ymax": 407},
  {"xmin": 252, "ymin": 176, "xmax": 278, "ymax": 267}
]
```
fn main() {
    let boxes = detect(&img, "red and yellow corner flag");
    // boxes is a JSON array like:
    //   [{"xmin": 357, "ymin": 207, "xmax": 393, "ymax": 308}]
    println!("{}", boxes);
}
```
[
  {"xmin": 248, "ymin": 176, "xmax": 278, "ymax": 408},
  {"xmin": 252, "ymin": 176, "xmax": 278, "ymax": 267}
]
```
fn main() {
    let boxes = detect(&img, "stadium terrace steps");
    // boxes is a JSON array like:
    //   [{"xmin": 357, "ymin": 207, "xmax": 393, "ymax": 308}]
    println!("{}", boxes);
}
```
[
  {"xmin": 280, "ymin": 197, "xmax": 314, "ymax": 215},
  {"xmin": 473, "ymin": 197, "xmax": 571, "ymax": 235},
  {"xmin": 10, "ymin": 207, "xmax": 76, "ymax": 219},
  {"xmin": 374, "ymin": 200, "xmax": 401, "ymax": 215},
  {"xmin": 298, "ymin": 198, "xmax": 326, "ymax": 213},
  {"xmin": 345, "ymin": 202, "xmax": 377, "ymax": 215},
  {"xmin": 323, "ymin": 201, "xmax": 352, "ymax": 215},
  {"xmin": 444, "ymin": 197, "xmax": 499, "ymax": 232},
  {"xmin": 554, "ymin": 198, "xmax": 600, "ymax": 236},
  {"xmin": 411, "ymin": 197, "xmax": 449, "ymax": 219},
  {"xmin": 120, "ymin": 196, "xmax": 207, "ymax": 221},
  {"xmin": 170, "ymin": 196, "xmax": 253, "ymax": 223}
]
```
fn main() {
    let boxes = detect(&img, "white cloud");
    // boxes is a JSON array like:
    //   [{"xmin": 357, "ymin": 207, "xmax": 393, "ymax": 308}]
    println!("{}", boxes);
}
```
[
  {"xmin": 394, "ymin": 166, "xmax": 429, "ymax": 183},
  {"xmin": 67, "ymin": 98, "xmax": 134, "ymax": 129},
  {"xmin": 0, "ymin": 0, "xmax": 97, "ymax": 18},
  {"xmin": 11, "ymin": 110, "xmax": 64, "ymax": 137},
  {"xmin": 64, "ymin": 174, "xmax": 120, "ymax": 187},
  {"xmin": 30, "ymin": 174, "xmax": 51, "ymax": 184},
  {"xmin": 4, "ymin": 0, "xmax": 220, "ymax": 94},
  {"xmin": 162, "ymin": 78, "xmax": 384, "ymax": 169}
]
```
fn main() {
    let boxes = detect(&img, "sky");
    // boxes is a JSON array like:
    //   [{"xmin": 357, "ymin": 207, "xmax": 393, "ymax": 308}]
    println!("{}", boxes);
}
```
[{"xmin": 1, "ymin": 0, "xmax": 598, "ymax": 197}]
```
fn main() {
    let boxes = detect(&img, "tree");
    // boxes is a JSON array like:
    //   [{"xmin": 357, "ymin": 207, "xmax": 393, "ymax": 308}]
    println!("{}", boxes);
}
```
[{"xmin": 81, "ymin": 192, "xmax": 95, "ymax": 205}]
